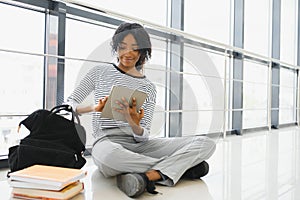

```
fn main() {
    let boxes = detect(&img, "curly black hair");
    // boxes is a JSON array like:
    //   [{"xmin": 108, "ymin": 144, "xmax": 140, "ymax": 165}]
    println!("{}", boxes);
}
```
[{"xmin": 111, "ymin": 22, "xmax": 152, "ymax": 71}]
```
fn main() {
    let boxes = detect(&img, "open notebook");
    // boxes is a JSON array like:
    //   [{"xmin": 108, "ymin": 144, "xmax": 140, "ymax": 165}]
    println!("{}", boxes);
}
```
[{"xmin": 101, "ymin": 85, "xmax": 148, "ymax": 121}]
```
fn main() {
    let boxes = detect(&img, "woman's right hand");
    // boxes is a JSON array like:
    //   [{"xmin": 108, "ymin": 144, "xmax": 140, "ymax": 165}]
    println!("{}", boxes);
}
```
[{"xmin": 94, "ymin": 96, "xmax": 108, "ymax": 112}]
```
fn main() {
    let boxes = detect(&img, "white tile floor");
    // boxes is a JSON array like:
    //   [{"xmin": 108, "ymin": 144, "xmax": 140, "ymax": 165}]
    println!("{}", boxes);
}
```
[{"xmin": 1, "ymin": 126, "xmax": 300, "ymax": 199}]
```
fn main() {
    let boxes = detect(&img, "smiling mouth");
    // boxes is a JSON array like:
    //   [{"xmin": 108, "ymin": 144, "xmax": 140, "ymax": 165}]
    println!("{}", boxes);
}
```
[{"xmin": 123, "ymin": 58, "xmax": 134, "ymax": 62}]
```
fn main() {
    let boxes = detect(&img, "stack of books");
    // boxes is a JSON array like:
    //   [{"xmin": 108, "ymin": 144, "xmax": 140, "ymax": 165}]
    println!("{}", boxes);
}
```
[{"xmin": 8, "ymin": 165, "xmax": 87, "ymax": 200}]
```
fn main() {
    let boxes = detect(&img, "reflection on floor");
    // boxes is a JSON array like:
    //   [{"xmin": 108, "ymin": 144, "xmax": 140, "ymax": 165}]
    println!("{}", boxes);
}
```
[{"xmin": 1, "ymin": 126, "xmax": 300, "ymax": 199}]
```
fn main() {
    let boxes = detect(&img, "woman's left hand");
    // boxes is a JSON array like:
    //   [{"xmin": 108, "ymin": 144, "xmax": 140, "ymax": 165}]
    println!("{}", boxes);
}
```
[{"xmin": 114, "ymin": 97, "xmax": 144, "ymax": 127}]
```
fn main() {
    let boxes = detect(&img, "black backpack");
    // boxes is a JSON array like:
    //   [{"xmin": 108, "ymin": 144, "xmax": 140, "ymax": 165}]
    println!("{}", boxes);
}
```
[{"xmin": 8, "ymin": 105, "xmax": 86, "ymax": 173}]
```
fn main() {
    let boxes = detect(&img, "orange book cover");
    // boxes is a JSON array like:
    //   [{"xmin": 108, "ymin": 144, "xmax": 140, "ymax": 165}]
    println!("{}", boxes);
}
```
[{"xmin": 9, "ymin": 165, "xmax": 87, "ymax": 188}]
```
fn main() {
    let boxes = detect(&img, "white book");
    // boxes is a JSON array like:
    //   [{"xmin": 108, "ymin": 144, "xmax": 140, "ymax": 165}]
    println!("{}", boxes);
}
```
[
  {"xmin": 8, "ymin": 165, "xmax": 87, "ymax": 188},
  {"xmin": 8, "ymin": 179, "xmax": 68, "ymax": 191}
]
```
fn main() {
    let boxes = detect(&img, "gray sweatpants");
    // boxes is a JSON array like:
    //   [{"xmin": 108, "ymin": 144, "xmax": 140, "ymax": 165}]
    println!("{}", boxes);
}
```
[{"xmin": 91, "ymin": 127, "xmax": 216, "ymax": 186}]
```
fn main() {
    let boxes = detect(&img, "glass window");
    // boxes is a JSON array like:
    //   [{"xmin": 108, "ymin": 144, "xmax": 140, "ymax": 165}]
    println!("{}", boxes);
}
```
[
  {"xmin": 280, "ymin": 0, "xmax": 297, "ymax": 65},
  {"xmin": 243, "ymin": 110, "xmax": 268, "ymax": 129},
  {"xmin": 244, "ymin": 0, "xmax": 270, "ymax": 57},
  {"xmin": 76, "ymin": 0, "xmax": 167, "ymax": 26},
  {"xmin": 184, "ymin": 0, "xmax": 231, "ymax": 44},
  {"xmin": 0, "ymin": 4, "xmax": 44, "ymax": 53},
  {"xmin": 182, "ymin": 111, "xmax": 224, "ymax": 136},
  {"xmin": 184, "ymin": 45, "xmax": 226, "ymax": 79},
  {"xmin": 279, "ymin": 68, "xmax": 296, "ymax": 124},
  {"xmin": 182, "ymin": 46, "xmax": 226, "ymax": 135},
  {"xmin": 0, "ymin": 4, "xmax": 45, "ymax": 156},
  {"xmin": 144, "ymin": 38, "xmax": 168, "ymax": 137},
  {"xmin": 243, "ymin": 61, "xmax": 268, "ymax": 128},
  {"xmin": 182, "ymin": 74, "xmax": 224, "ymax": 111},
  {"xmin": 0, "ymin": 53, "xmax": 44, "ymax": 114},
  {"xmin": 65, "ymin": 18, "xmax": 115, "ymax": 99}
]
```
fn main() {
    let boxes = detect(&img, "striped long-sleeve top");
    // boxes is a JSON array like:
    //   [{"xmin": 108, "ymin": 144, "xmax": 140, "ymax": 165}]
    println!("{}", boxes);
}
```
[{"xmin": 66, "ymin": 64, "xmax": 156, "ymax": 142}]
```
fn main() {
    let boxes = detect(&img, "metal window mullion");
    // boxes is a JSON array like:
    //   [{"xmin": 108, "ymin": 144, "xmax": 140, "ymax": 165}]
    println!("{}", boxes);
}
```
[
  {"xmin": 223, "ymin": 52, "xmax": 229, "ymax": 138},
  {"xmin": 271, "ymin": 0, "xmax": 281, "ymax": 128},
  {"xmin": 267, "ymin": 62, "xmax": 273, "ymax": 131},
  {"xmin": 54, "ymin": 2, "xmax": 66, "ymax": 106},
  {"xmin": 44, "ymin": 1, "xmax": 67, "ymax": 109},
  {"xmin": 169, "ymin": 0, "xmax": 184, "ymax": 137},
  {"xmin": 45, "ymin": 10, "xmax": 58, "ymax": 109},
  {"xmin": 297, "ymin": 70, "xmax": 300, "ymax": 126},
  {"xmin": 297, "ymin": 0, "xmax": 300, "ymax": 126},
  {"xmin": 293, "ymin": 69, "xmax": 297, "ymax": 124},
  {"xmin": 164, "ymin": 40, "xmax": 171, "ymax": 138},
  {"xmin": 232, "ymin": 0, "xmax": 244, "ymax": 135},
  {"xmin": 43, "ymin": 11, "xmax": 49, "ymax": 109},
  {"xmin": 271, "ymin": 63, "xmax": 280, "ymax": 128}
]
